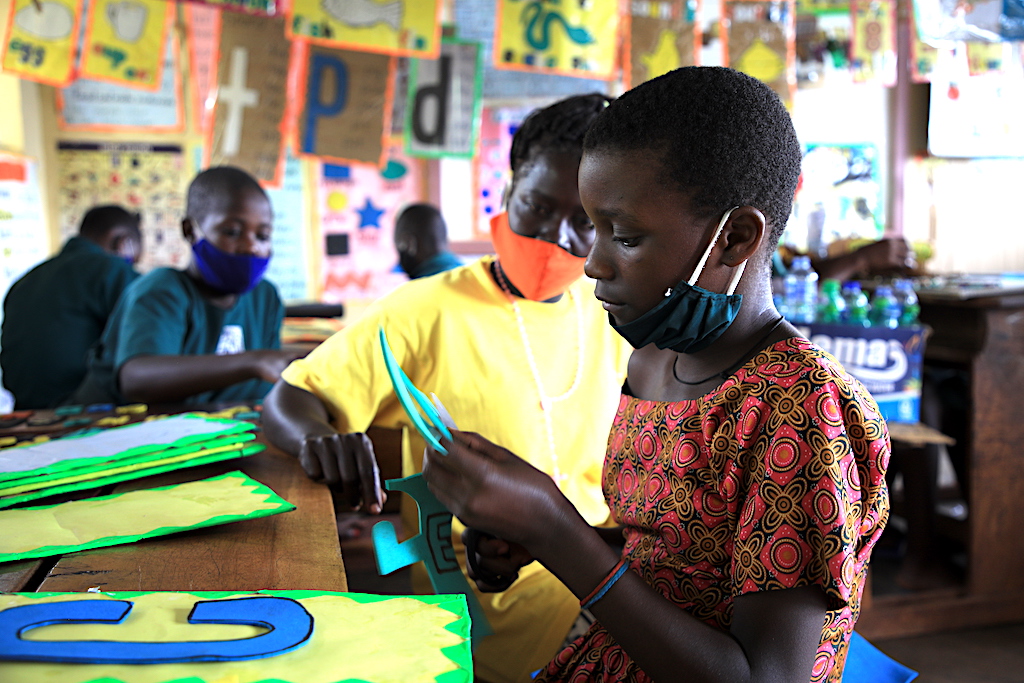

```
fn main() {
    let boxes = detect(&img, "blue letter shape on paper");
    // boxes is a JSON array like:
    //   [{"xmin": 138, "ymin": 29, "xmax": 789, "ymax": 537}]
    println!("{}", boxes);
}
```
[
  {"xmin": 303, "ymin": 53, "xmax": 348, "ymax": 154},
  {"xmin": 0, "ymin": 596, "xmax": 313, "ymax": 663},
  {"xmin": 373, "ymin": 474, "xmax": 493, "ymax": 647}
]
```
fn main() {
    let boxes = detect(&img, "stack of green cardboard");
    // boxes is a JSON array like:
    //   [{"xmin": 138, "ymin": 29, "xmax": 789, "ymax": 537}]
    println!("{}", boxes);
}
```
[{"xmin": 0, "ymin": 414, "xmax": 265, "ymax": 509}]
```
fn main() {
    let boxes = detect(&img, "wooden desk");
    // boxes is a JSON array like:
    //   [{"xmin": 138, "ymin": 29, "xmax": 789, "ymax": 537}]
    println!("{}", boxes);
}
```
[
  {"xmin": 0, "ymin": 435, "xmax": 347, "ymax": 594},
  {"xmin": 858, "ymin": 289, "xmax": 1024, "ymax": 638}
]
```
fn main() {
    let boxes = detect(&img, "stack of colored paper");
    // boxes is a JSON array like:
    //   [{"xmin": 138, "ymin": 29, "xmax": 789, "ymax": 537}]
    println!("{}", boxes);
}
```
[{"xmin": 0, "ymin": 414, "xmax": 265, "ymax": 509}]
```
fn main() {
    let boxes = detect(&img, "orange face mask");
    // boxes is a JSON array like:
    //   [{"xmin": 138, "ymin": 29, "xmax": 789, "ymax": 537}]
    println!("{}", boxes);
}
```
[{"xmin": 490, "ymin": 212, "xmax": 586, "ymax": 302}]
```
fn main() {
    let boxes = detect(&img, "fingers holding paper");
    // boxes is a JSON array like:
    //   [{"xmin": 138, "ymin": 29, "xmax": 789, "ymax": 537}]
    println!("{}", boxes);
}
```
[
  {"xmin": 298, "ymin": 431, "xmax": 385, "ymax": 513},
  {"xmin": 422, "ymin": 430, "xmax": 581, "ymax": 561}
]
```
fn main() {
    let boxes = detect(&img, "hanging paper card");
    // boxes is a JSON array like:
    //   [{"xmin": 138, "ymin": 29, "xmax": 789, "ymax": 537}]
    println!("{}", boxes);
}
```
[
  {"xmin": 0, "ymin": 471, "xmax": 294, "ymax": 564},
  {"xmin": 296, "ymin": 44, "xmax": 394, "ymax": 166},
  {"xmin": 722, "ymin": 0, "xmax": 796, "ymax": 105},
  {"xmin": 494, "ymin": 0, "xmax": 621, "ymax": 79},
  {"xmin": 287, "ymin": 0, "xmax": 441, "ymax": 58},
  {"xmin": 1, "ymin": 0, "xmax": 83, "ymax": 86},
  {"xmin": 209, "ymin": 12, "xmax": 291, "ymax": 185},
  {"xmin": 910, "ymin": 9, "xmax": 941, "ymax": 82},
  {"xmin": 185, "ymin": 4, "xmax": 221, "ymax": 133},
  {"xmin": 850, "ymin": 0, "xmax": 896, "ymax": 84},
  {"xmin": 966, "ymin": 40, "xmax": 1007, "ymax": 74},
  {"xmin": 56, "ymin": 142, "xmax": 188, "ymax": 270},
  {"xmin": 179, "ymin": 0, "xmax": 277, "ymax": 16},
  {"xmin": 627, "ymin": 0, "xmax": 700, "ymax": 88},
  {"xmin": 913, "ymin": 0, "xmax": 1003, "ymax": 42},
  {"xmin": 80, "ymin": 0, "xmax": 173, "ymax": 90},
  {"xmin": 0, "ymin": 590, "xmax": 472, "ymax": 682},
  {"xmin": 318, "ymin": 142, "xmax": 423, "ymax": 302},
  {"xmin": 405, "ymin": 39, "xmax": 483, "ymax": 159},
  {"xmin": 58, "ymin": 37, "xmax": 184, "ymax": 132}
]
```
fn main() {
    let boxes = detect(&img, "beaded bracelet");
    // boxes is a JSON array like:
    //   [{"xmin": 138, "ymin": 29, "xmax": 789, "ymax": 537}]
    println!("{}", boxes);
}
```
[{"xmin": 580, "ymin": 558, "xmax": 629, "ymax": 611}]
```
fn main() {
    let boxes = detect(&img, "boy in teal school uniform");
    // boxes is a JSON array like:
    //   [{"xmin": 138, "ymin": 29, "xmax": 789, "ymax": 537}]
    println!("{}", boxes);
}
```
[
  {"xmin": 71, "ymin": 167, "xmax": 303, "ymax": 406},
  {"xmin": 1, "ymin": 205, "xmax": 142, "ymax": 409}
]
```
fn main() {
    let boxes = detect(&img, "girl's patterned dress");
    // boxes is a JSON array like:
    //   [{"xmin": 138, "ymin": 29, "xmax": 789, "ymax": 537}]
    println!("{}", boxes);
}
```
[{"xmin": 538, "ymin": 337, "xmax": 890, "ymax": 682}]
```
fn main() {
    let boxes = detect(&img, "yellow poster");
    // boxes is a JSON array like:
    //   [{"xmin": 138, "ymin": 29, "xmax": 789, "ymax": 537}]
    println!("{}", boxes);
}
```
[
  {"xmin": 850, "ymin": 0, "xmax": 895, "ymax": 85},
  {"xmin": 80, "ymin": 0, "xmax": 173, "ymax": 91},
  {"xmin": 494, "ymin": 0, "xmax": 621, "ymax": 79},
  {"xmin": 1, "ymin": 0, "xmax": 83, "ymax": 86},
  {"xmin": 287, "ymin": 0, "xmax": 442, "ymax": 58}
]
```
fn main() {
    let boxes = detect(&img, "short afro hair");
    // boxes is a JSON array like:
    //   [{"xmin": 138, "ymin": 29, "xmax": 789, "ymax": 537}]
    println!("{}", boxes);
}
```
[
  {"xmin": 78, "ymin": 205, "xmax": 140, "ymax": 240},
  {"xmin": 583, "ymin": 67, "xmax": 801, "ymax": 251},
  {"xmin": 509, "ymin": 93, "xmax": 613, "ymax": 177},
  {"xmin": 186, "ymin": 166, "xmax": 268, "ymax": 224}
]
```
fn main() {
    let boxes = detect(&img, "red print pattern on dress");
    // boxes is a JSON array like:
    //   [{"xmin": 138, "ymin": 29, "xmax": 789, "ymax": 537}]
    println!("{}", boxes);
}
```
[{"xmin": 537, "ymin": 337, "xmax": 890, "ymax": 683}]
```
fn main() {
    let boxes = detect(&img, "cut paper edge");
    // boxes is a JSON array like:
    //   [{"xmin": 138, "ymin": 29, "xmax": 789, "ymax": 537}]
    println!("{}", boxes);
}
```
[
  {"xmin": 0, "ymin": 470, "xmax": 292, "ymax": 563},
  {"xmin": 0, "ymin": 444, "xmax": 266, "ymax": 509},
  {"xmin": 0, "ymin": 414, "xmax": 256, "ymax": 482},
  {"xmin": 0, "ymin": 590, "xmax": 473, "ymax": 683}
]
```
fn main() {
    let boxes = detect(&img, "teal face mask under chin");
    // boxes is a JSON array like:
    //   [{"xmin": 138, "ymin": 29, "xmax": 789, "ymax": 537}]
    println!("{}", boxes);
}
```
[{"xmin": 611, "ymin": 207, "xmax": 747, "ymax": 354}]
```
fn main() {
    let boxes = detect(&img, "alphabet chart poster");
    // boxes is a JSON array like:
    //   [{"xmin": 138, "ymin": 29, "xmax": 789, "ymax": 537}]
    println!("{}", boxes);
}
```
[
  {"xmin": 0, "ymin": 590, "xmax": 472, "ymax": 683},
  {"xmin": 494, "ymin": 0, "xmax": 622, "ymax": 79},
  {"xmin": 473, "ymin": 104, "xmax": 533, "ymax": 239},
  {"xmin": 626, "ymin": 0, "xmax": 700, "ymax": 88},
  {"xmin": 287, "ymin": 0, "xmax": 441, "ymax": 58},
  {"xmin": 1, "ymin": 0, "xmax": 83, "ymax": 86},
  {"xmin": 208, "ymin": 11, "xmax": 291, "ymax": 185},
  {"xmin": 296, "ymin": 43, "xmax": 394, "ymax": 166},
  {"xmin": 0, "ymin": 154, "xmax": 49, "ymax": 319},
  {"xmin": 405, "ymin": 38, "xmax": 483, "ymax": 159},
  {"xmin": 318, "ymin": 142, "xmax": 423, "ymax": 303},
  {"xmin": 56, "ymin": 142, "xmax": 189, "ymax": 271}
]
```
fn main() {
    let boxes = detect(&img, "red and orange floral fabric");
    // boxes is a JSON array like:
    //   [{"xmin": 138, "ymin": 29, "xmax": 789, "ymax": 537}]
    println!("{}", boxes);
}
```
[{"xmin": 539, "ymin": 337, "xmax": 891, "ymax": 682}]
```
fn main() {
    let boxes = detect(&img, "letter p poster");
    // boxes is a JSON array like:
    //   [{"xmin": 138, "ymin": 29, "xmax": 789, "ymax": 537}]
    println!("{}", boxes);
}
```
[{"xmin": 494, "ymin": 0, "xmax": 621, "ymax": 79}]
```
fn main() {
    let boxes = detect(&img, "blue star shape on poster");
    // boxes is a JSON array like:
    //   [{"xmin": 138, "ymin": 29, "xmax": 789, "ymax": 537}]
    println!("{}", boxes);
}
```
[{"xmin": 356, "ymin": 197, "xmax": 385, "ymax": 229}]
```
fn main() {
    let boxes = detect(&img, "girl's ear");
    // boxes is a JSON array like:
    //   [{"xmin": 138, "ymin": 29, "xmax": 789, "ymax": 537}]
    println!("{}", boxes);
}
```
[
  {"xmin": 181, "ymin": 218, "xmax": 196, "ymax": 244},
  {"xmin": 720, "ymin": 206, "xmax": 766, "ymax": 266}
]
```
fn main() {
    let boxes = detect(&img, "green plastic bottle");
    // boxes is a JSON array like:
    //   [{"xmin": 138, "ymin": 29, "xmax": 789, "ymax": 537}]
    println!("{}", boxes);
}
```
[{"xmin": 816, "ymin": 279, "xmax": 846, "ymax": 324}]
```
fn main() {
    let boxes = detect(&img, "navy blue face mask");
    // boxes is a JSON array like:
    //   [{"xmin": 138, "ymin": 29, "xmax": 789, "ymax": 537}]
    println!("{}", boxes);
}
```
[
  {"xmin": 191, "ymin": 238, "xmax": 270, "ymax": 295},
  {"xmin": 611, "ymin": 208, "xmax": 747, "ymax": 354}
]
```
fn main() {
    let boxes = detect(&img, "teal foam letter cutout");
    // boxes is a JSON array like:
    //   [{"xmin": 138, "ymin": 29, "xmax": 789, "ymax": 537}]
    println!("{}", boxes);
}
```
[
  {"xmin": 372, "ymin": 474, "xmax": 493, "ymax": 647},
  {"xmin": 0, "ymin": 596, "xmax": 313, "ymax": 663}
]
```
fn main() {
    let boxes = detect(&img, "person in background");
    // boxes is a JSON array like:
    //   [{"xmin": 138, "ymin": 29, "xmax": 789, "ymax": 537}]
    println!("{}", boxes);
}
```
[
  {"xmin": 774, "ymin": 236, "xmax": 914, "ymax": 282},
  {"xmin": 393, "ymin": 203, "xmax": 462, "ymax": 279},
  {"xmin": 71, "ymin": 166, "xmax": 303, "ymax": 406},
  {"xmin": 423, "ymin": 67, "xmax": 889, "ymax": 683},
  {"xmin": 263, "ymin": 94, "xmax": 630, "ymax": 683},
  {"xmin": 1, "ymin": 205, "xmax": 141, "ymax": 409}
]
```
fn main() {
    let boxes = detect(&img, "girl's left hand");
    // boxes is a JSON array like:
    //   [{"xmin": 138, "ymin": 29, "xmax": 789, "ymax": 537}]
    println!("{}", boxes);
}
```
[{"xmin": 422, "ymin": 430, "xmax": 576, "ymax": 558}]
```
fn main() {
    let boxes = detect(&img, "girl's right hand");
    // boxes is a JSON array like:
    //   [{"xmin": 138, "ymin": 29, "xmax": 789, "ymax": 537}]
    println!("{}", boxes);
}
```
[
  {"xmin": 464, "ymin": 528, "xmax": 535, "ymax": 592},
  {"xmin": 423, "ymin": 430, "xmax": 584, "ymax": 561}
]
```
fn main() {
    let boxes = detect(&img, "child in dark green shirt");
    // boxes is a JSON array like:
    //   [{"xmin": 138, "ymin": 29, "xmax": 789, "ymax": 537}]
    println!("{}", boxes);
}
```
[
  {"xmin": 1, "ymin": 206, "xmax": 141, "ymax": 409},
  {"xmin": 72, "ymin": 167, "xmax": 303, "ymax": 406}
]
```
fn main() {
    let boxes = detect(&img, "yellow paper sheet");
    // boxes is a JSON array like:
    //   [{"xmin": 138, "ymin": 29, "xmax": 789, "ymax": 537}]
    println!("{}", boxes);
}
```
[
  {"xmin": 0, "ymin": 472, "xmax": 293, "ymax": 561},
  {"xmin": 2, "ymin": 0, "xmax": 83, "ymax": 86},
  {"xmin": 0, "ymin": 591, "xmax": 471, "ymax": 683},
  {"xmin": 288, "ymin": 0, "xmax": 441, "ymax": 58},
  {"xmin": 80, "ymin": 0, "xmax": 172, "ymax": 90}
]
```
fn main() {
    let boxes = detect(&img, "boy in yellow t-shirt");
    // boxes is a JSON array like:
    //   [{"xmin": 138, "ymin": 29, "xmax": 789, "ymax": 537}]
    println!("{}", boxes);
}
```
[{"xmin": 263, "ymin": 94, "xmax": 630, "ymax": 683}]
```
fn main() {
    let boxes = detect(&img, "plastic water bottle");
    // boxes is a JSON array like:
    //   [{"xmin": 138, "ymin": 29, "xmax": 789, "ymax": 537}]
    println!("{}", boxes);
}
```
[
  {"xmin": 784, "ymin": 255, "xmax": 819, "ymax": 324},
  {"xmin": 816, "ymin": 279, "xmax": 846, "ymax": 324},
  {"xmin": 869, "ymin": 285, "xmax": 901, "ymax": 329},
  {"xmin": 893, "ymin": 278, "xmax": 920, "ymax": 326},
  {"xmin": 842, "ymin": 282, "xmax": 870, "ymax": 327}
]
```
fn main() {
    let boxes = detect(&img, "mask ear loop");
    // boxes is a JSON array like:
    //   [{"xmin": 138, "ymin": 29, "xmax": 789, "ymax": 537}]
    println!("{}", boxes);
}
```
[{"xmin": 687, "ymin": 207, "xmax": 746, "ymax": 295}]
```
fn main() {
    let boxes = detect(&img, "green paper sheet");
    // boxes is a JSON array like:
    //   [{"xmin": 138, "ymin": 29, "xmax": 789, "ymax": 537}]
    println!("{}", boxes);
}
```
[
  {"xmin": 0, "ymin": 443, "xmax": 266, "ymax": 509},
  {"xmin": 0, "ymin": 590, "xmax": 472, "ymax": 683},
  {"xmin": 0, "ymin": 433, "xmax": 258, "ymax": 494},
  {"xmin": 0, "ymin": 471, "xmax": 293, "ymax": 563},
  {"xmin": 0, "ymin": 414, "xmax": 255, "ymax": 482}
]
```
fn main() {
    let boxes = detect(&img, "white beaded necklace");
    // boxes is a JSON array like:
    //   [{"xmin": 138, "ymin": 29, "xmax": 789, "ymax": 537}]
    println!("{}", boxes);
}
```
[{"xmin": 492, "ymin": 260, "xmax": 585, "ymax": 485}]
